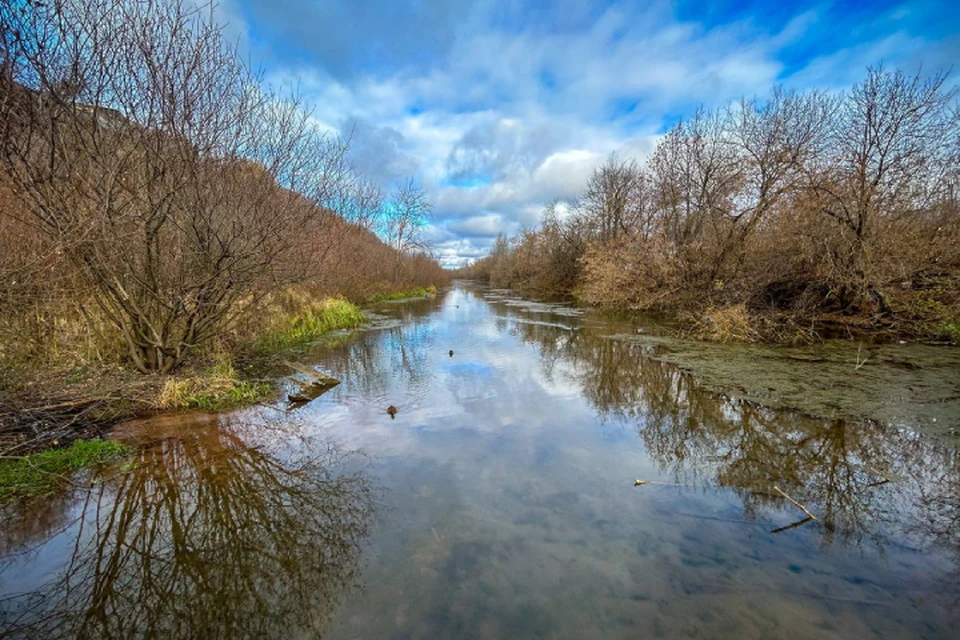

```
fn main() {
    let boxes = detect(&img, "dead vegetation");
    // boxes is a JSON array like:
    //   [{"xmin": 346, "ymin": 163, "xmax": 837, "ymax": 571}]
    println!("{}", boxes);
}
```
[
  {"xmin": 459, "ymin": 68, "xmax": 960, "ymax": 343},
  {"xmin": 0, "ymin": 0, "xmax": 447, "ymax": 452}
]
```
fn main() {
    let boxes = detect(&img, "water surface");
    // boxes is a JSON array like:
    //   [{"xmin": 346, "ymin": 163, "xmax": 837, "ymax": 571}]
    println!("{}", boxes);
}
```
[{"xmin": 2, "ymin": 282, "xmax": 958, "ymax": 639}]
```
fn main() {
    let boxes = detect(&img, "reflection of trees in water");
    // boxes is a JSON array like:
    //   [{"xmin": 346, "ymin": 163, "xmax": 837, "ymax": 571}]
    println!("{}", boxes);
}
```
[
  {"xmin": 512, "ymin": 318, "xmax": 959, "ymax": 560},
  {"xmin": 322, "ymin": 297, "xmax": 443, "ymax": 397},
  {"xmin": 1, "ymin": 421, "xmax": 377, "ymax": 639}
]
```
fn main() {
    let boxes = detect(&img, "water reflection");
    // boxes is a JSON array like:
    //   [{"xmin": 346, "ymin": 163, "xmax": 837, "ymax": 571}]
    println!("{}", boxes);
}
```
[
  {"xmin": 4, "ymin": 284, "xmax": 958, "ymax": 639},
  {"xmin": 294, "ymin": 286, "xmax": 959, "ymax": 637},
  {"xmin": 503, "ymin": 302, "xmax": 960, "ymax": 568},
  {"xmin": 0, "ymin": 415, "xmax": 377, "ymax": 639}
]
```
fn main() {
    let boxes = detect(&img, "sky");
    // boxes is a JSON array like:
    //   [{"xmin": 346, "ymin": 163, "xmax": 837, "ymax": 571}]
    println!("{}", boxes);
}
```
[{"xmin": 212, "ymin": 0, "xmax": 960, "ymax": 267}]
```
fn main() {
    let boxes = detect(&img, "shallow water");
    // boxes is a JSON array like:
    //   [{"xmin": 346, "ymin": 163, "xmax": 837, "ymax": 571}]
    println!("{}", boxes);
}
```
[{"xmin": 2, "ymin": 282, "xmax": 958, "ymax": 639}]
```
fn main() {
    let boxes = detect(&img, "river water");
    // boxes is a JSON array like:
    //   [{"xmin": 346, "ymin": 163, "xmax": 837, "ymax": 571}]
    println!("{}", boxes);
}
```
[{"xmin": 1, "ymin": 282, "xmax": 958, "ymax": 639}]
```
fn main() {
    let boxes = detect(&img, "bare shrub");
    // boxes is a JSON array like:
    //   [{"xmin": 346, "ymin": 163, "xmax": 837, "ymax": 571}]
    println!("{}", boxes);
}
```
[
  {"xmin": 471, "ymin": 66, "xmax": 960, "ymax": 341},
  {"xmin": 0, "ymin": 0, "xmax": 448, "ymax": 376}
]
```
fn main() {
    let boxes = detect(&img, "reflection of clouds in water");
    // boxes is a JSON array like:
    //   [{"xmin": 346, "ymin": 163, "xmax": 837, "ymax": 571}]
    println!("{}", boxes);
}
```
[
  {"xmin": 351, "ymin": 287, "xmax": 960, "ymax": 637},
  {"xmin": 357, "ymin": 284, "xmax": 960, "ymax": 638},
  {"xmin": 321, "ymin": 284, "xmax": 960, "ymax": 636},
  {"xmin": 443, "ymin": 361, "xmax": 494, "ymax": 376},
  {"xmin": 8, "ymin": 284, "xmax": 955, "ymax": 639}
]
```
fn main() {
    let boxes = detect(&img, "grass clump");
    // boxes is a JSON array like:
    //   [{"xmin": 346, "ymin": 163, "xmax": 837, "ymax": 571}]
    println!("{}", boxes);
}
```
[
  {"xmin": 688, "ymin": 304, "xmax": 762, "ymax": 343},
  {"xmin": 0, "ymin": 438, "xmax": 132, "ymax": 500},
  {"xmin": 932, "ymin": 320, "xmax": 960, "ymax": 345},
  {"xmin": 155, "ymin": 361, "xmax": 273, "ymax": 411},
  {"xmin": 253, "ymin": 298, "xmax": 365, "ymax": 355},
  {"xmin": 366, "ymin": 285, "xmax": 437, "ymax": 303}
]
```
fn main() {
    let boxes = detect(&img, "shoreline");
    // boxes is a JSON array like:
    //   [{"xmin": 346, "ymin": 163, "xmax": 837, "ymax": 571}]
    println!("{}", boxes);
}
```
[{"xmin": 0, "ymin": 287, "xmax": 439, "ymax": 499}]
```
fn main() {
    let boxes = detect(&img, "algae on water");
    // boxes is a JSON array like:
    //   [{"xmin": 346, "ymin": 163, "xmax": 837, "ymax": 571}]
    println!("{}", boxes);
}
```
[{"xmin": 606, "ymin": 333, "xmax": 960, "ymax": 446}]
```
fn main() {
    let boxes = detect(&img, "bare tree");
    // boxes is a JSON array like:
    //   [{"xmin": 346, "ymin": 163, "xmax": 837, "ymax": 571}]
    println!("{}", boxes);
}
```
[
  {"xmin": 805, "ymin": 66, "xmax": 958, "ymax": 309},
  {"xmin": 384, "ymin": 177, "xmax": 431, "ymax": 255},
  {"xmin": 0, "ymin": 0, "xmax": 350, "ymax": 372},
  {"xmin": 580, "ymin": 153, "xmax": 649, "ymax": 242},
  {"xmin": 647, "ymin": 108, "xmax": 742, "ymax": 290},
  {"xmin": 468, "ymin": 66, "xmax": 960, "ymax": 339},
  {"xmin": 339, "ymin": 177, "xmax": 384, "ymax": 233}
]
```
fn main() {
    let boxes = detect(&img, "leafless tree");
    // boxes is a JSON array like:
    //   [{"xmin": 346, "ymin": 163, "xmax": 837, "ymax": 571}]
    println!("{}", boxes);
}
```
[
  {"xmin": 805, "ymin": 66, "xmax": 958, "ymax": 309},
  {"xmin": 0, "ymin": 0, "xmax": 351, "ymax": 372},
  {"xmin": 338, "ymin": 177, "xmax": 384, "ymax": 233},
  {"xmin": 455, "ymin": 67, "xmax": 960, "ymax": 338},
  {"xmin": 384, "ymin": 177, "xmax": 431, "ymax": 256},
  {"xmin": 580, "ymin": 153, "xmax": 650, "ymax": 242}
]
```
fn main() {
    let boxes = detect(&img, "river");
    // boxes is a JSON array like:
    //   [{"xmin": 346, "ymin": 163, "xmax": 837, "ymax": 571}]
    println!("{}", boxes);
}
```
[{"xmin": 1, "ymin": 282, "xmax": 958, "ymax": 638}]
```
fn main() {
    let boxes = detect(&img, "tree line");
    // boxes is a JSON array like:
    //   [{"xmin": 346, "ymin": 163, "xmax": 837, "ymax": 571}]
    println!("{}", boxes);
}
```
[
  {"xmin": 0, "ymin": 0, "xmax": 446, "ymax": 376},
  {"xmin": 461, "ymin": 68, "xmax": 960, "ymax": 342}
]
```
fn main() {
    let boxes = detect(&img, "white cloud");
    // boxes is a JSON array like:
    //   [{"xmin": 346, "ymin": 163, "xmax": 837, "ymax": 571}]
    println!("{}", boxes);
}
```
[{"xmin": 221, "ymin": 0, "xmax": 958, "ymax": 266}]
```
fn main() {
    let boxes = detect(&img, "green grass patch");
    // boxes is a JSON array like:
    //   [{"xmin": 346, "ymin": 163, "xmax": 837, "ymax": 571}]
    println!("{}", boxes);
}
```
[
  {"xmin": 932, "ymin": 321, "xmax": 960, "ymax": 345},
  {"xmin": 156, "ymin": 361, "xmax": 274, "ymax": 411},
  {"xmin": 366, "ymin": 285, "xmax": 437, "ymax": 303},
  {"xmin": 253, "ymin": 298, "xmax": 365, "ymax": 355},
  {"xmin": 0, "ymin": 439, "xmax": 133, "ymax": 500}
]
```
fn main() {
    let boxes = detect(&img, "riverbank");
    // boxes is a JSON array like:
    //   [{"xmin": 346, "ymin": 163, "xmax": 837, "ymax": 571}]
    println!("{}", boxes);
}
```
[
  {"xmin": 457, "ymin": 272, "xmax": 960, "ymax": 347},
  {"xmin": 5, "ymin": 281, "xmax": 955, "ymax": 638},
  {"xmin": 478, "ymin": 286, "xmax": 960, "ymax": 444},
  {"xmin": 0, "ymin": 286, "xmax": 438, "ymax": 499}
]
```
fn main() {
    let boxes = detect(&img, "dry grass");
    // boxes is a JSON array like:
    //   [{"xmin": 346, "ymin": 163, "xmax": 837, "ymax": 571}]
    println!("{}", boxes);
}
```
[
  {"xmin": 686, "ymin": 305, "xmax": 763, "ymax": 343},
  {"xmin": 154, "ymin": 361, "xmax": 273, "ymax": 411}
]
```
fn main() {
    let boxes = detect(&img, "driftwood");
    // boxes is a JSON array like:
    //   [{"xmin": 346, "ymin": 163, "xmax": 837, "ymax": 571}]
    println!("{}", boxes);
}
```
[
  {"xmin": 282, "ymin": 360, "xmax": 340, "ymax": 386},
  {"xmin": 282, "ymin": 360, "xmax": 340, "ymax": 409},
  {"xmin": 773, "ymin": 485, "xmax": 817, "ymax": 520},
  {"xmin": 770, "ymin": 516, "xmax": 814, "ymax": 534}
]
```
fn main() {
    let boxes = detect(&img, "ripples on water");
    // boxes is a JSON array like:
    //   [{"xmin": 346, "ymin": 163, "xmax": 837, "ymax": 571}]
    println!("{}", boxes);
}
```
[{"xmin": 1, "ymin": 282, "xmax": 958, "ymax": 639}]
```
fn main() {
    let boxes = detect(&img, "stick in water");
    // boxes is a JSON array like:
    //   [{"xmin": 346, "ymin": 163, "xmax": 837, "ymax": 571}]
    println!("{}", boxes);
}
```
[{"xmin": 773, "ymin": 485, "xmax": 817, "ymax": 520}]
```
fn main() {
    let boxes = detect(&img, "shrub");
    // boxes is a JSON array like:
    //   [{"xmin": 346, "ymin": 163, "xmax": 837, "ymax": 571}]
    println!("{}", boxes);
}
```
[{"xmin": 687, "ymin": 305, "xmax": 762, "ymax": 343}]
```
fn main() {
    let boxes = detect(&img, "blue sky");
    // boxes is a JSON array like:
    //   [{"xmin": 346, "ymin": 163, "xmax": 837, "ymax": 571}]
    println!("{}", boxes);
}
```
[{"xmin": 211, "ymin": 0, "xmax": 960, "ymax": 267}]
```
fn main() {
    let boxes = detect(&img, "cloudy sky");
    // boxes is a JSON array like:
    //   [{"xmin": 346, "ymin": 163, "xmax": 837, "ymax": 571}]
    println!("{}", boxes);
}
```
[{"xmin": 216, "ymin": 0, "xmax": 959, "ymax": 267}]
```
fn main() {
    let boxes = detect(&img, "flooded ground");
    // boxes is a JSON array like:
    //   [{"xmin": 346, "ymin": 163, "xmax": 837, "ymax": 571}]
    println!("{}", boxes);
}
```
[{"xmin": 2, "ymin": 282, "xmax": 959, "ymax": 638}]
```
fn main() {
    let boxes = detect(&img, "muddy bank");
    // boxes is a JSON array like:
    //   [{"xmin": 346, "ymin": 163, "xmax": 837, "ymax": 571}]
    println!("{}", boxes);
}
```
[{"xmin": 607, "ymin": 332, "xmax": 960, "ymax": 445}]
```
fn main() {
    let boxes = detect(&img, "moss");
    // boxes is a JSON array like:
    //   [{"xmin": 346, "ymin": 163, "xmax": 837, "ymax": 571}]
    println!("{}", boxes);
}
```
[
  {"xmin": 0, "ymin": 439, "xmax": 133, "ymax": 501},
  {"xmin": 254, "ymin": 298, "xmax": 365, "ymax": 354}
]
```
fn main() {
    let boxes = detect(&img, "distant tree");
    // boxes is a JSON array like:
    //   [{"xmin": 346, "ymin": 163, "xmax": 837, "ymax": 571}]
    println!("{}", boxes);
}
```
[
  {"xmin": 384, "ymin": 178, "xmax": 431, "ymax": 255},
  {"xmin": 580, "ymin": 154, "xmax": 649, "ymax": 242}
]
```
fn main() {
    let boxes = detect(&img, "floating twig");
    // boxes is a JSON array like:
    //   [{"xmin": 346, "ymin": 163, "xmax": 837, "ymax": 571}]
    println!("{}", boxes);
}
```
[
  {"xmin": 854, "ymin": 343, "xmax": 869, "ymax": 370},
  {"xmin": 668, "ymin": 511, "xmax": 758, "ymax": 526},
  {"xmin": 773, "ymin": 485, "xmax": 817, "ymax": 520},
  {"xmin": 770, "ymin": 516, "xmax": 814, "ymax": 534}
]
